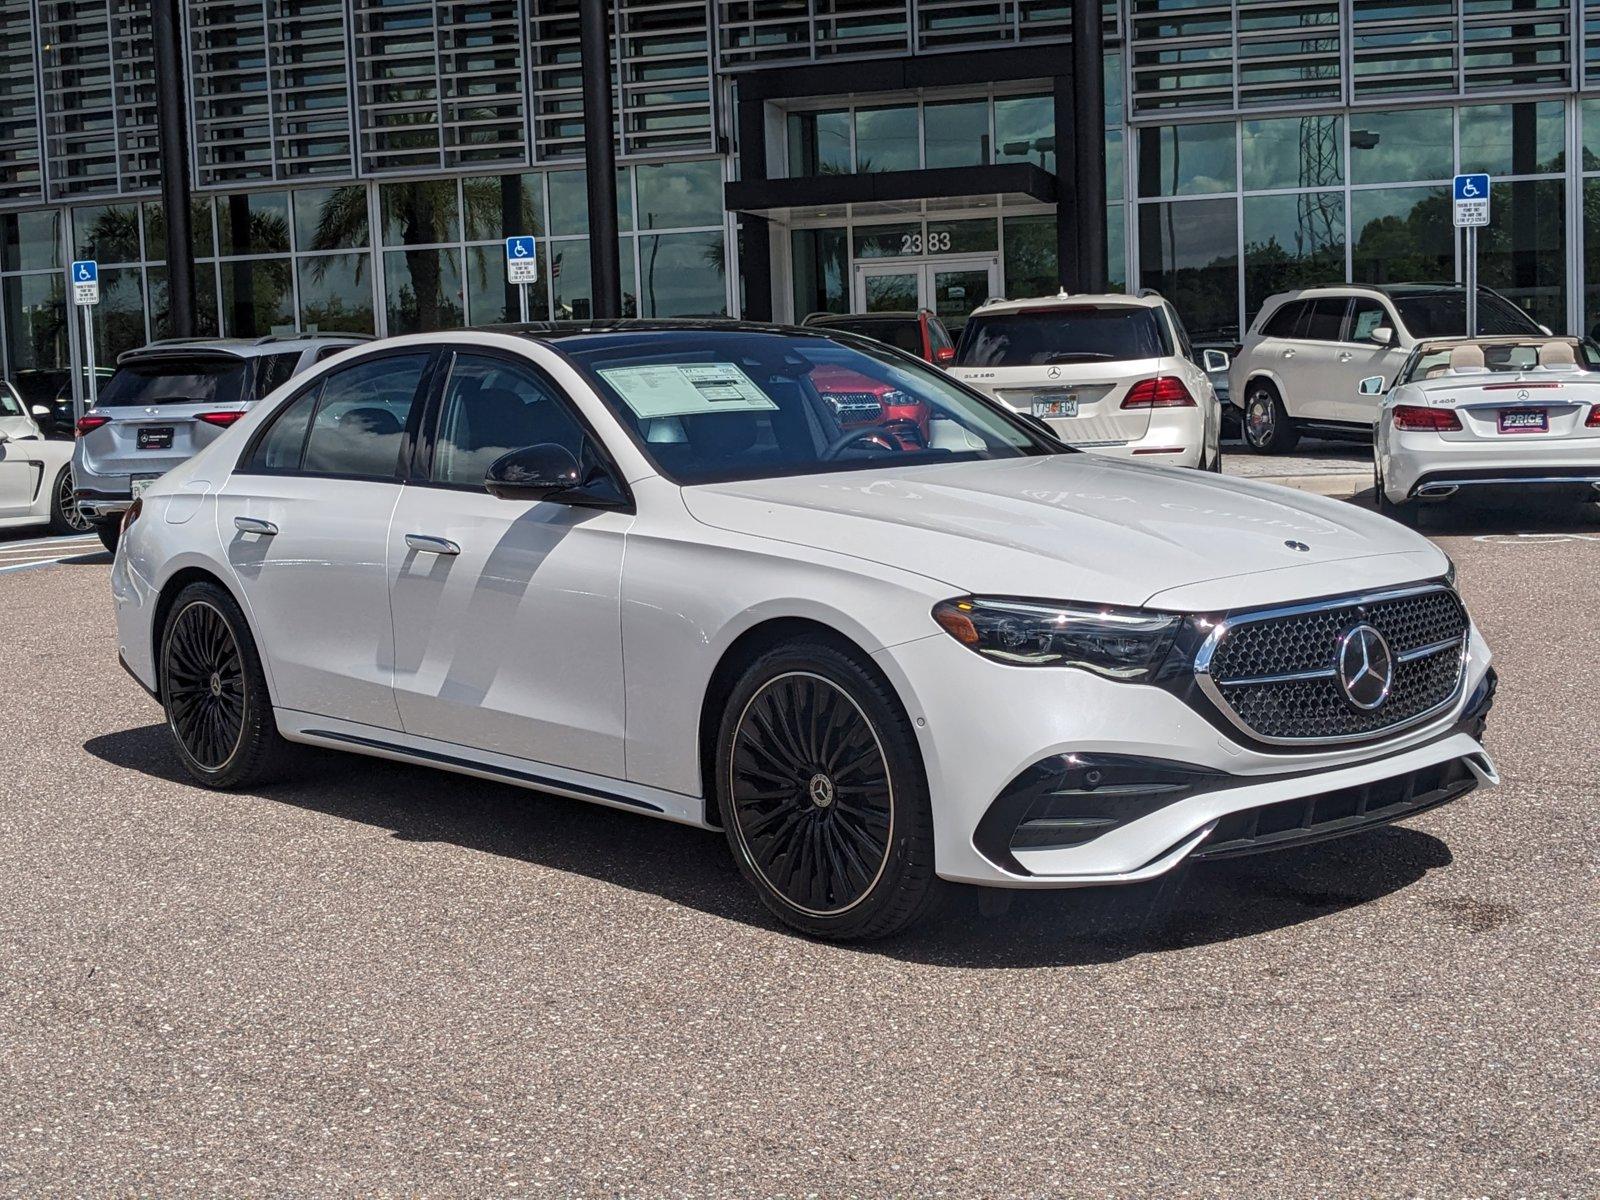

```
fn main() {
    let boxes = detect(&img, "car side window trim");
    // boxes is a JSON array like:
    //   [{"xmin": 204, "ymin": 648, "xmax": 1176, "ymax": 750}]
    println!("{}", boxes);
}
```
[{"xmin": 234, "ymin": 347, "xmax": 441, "ymax": 481}]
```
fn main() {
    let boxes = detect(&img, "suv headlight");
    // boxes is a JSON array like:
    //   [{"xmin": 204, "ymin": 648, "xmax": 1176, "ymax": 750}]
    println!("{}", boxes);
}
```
[{"xmin": 932, "ymin": 596, "xmax": 1181, "ymax": 679}]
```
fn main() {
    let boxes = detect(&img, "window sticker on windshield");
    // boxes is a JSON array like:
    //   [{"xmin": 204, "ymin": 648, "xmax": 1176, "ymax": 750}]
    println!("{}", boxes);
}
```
[{"xmin": 598, "ymin": 362, "xmax": 778, "ymax": 418}]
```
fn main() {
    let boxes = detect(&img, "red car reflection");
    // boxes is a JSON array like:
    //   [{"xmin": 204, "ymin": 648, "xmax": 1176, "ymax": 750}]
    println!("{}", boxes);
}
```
[{"xmin": 809, "ymin": 365, "xmax": 930, "ymax": 450}]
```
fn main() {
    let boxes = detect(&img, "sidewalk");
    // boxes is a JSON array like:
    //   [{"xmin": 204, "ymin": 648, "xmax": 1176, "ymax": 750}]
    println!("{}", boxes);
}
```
[{"xmin": 1221, "ymin": 438, "xmax": 1372, "ymax": 500}]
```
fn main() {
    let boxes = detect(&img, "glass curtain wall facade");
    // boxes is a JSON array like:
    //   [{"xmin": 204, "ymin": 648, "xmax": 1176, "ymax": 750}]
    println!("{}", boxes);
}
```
[{"xmin": 8, "ymin": 2, "xmax": 1600, "ymax": 394}]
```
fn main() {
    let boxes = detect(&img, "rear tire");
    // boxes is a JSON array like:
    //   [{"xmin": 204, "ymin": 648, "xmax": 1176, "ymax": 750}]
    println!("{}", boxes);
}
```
[
  {"xmin": 714, "ymin": 637, "xmax": 939, "ymax": 941},
  {"xmin": 94, "ymin": 519, "xmax": 120, "ymax": 554},
  {"xmin": 47, "ymin": 465, "xmax": 91, "ymax": 535},
  {"xmin": 159, "ymin": 580, "xmax": 289, "ymax": 789},
  {"xmin": 1374, "ymin": 461, "xmax": 1419, "ymax": 526},
  {"xmin": 1242, "ymin": 382, "xmax": 1300, "ymax": 454}
]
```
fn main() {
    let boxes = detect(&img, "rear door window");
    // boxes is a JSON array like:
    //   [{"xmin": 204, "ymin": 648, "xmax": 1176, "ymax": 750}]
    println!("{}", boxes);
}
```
[
  {"xmin": 253, "ymin": 352, "xmax": 301, "ymax": 398},
  {"xmin": 1297, "ymin": 298, "xmax": 1349, "ymax": 341},
  {"xmin": 1260, "ymin": 301, "xmax": 1303, "ymax": 338},
  {"xmin": 1347, "ymin": 299, "xmax": 1389, "ymax": 343},
  {"xmin": 97, "ymin": 358, "xmax": 248, "ymax": 408},
  {"xmin": 822, "ymin": 319, "xmax": 923, "ymax": 355},
  {"xmin": 244, "ymin": 353, "xmax": 430, "ymax": 478},
  {"xmin": 956, "ymin": 306, "xmax": 1170, "ymax": 366}
]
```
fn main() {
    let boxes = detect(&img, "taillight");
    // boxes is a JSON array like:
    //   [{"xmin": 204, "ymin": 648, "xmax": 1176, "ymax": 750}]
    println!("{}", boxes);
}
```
[
  {"xmin": 121, "ymin": 496, "xmax": 142, "ymax": 532},
  {"xmin": 1121, "ymin": 377, "xmax": 1195, "ymax": 408},
  {"xmin": 1587, "ymin": 405, "xmax": 1600, "ymax": 428},
  {"xmin": 75, "ymin": 413, "xmax": 110, "ymax": 437},
  {"xmin": 1391, "ymin": 404, "xmax": 1463, "ymax": 432},
  {"xmin": 197, "ymin": 411, "xmax": 245, "ymax": 428}
]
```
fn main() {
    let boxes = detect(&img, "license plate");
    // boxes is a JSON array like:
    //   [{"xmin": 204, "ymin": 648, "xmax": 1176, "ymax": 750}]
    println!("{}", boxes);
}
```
[
  {"xmin": 131, "ymin": 475, "xmax": 160, "ymax": 497},
  {"xmin": 137, "ymin": 426, "xmax": 173, "ymax": 450},
  {"xmin": 1498, "ymin": 409, "xmax": 1547, "ymax": 434},
  {"xmin": 1031, "ymin": 396, "xmax": 1078, "ymax": 419}
]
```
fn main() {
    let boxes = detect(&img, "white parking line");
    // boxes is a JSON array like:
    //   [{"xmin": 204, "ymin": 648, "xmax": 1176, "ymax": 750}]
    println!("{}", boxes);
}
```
[{"xmin": 0, "ymin": 534, "xmax": 98, "ymax": 554}]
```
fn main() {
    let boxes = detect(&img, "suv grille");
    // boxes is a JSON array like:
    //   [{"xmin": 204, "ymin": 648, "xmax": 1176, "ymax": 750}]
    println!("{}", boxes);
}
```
[{"xmin": 1197, "ymin": 586, "xmax": 1468, "ymax": 744}]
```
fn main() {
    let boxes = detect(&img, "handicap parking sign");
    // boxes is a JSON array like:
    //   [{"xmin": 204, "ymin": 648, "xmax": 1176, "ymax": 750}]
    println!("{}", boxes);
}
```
[
  {"xmin": 505, "ymin": 236, "xmax": 539, "ymax": 284},
  {"xmin": 1452, "ymin": 174, "xmax": 1490, "ymax": 227},
  {"xmin": 70, "ymin": 260, "xmax": 99, "ymax": 305}
]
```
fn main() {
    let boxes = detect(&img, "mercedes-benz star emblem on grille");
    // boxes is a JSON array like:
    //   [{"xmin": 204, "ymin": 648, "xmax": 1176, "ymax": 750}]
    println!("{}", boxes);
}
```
[{"xmin": 1336, "ymin": 623, "xmax": 1394, "ymax": 711}]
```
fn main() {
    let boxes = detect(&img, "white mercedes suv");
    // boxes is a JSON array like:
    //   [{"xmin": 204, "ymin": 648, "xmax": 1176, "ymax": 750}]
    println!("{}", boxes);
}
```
[
  {"xmin": 949, "ymin": 293, "xmax": 1224, "ymax": 470},
  {"xmin": 111, "ymin": 322, "xmax": 1496, "ymax": 940}
]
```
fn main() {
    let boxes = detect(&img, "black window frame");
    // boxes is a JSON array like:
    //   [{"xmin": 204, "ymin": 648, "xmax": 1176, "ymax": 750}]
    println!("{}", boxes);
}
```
[
  {"xmin": 411, "ymin": 344, "xmax": 635, "ymax": 507},
  {"xmin": 235, "ymin": 347, "xmax": 442, "ymax": 483}
]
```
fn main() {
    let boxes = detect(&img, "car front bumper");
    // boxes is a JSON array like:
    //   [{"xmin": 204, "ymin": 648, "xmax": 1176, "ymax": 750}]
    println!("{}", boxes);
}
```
[{"xmin": 875, "ymin": 624, "xmax": 1495, "ymax": 888}]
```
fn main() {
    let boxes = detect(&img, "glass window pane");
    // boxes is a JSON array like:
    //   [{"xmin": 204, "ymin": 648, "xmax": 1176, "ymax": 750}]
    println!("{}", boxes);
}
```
[
  {"xmin": 1107, "ymin": 204, "xmax": 1126, "ymax": 291},
  {"xmin": 1243, "ymin": 192, "xmax": 1346, "ymax": 321},
  {"xmin": 1583, "ymin": 99, "xmax": 1600, "ymax": 172},
  {"xmin": 1002, "ymin": 214, "xmax": 1058, "ymax": 299},
  {"xmin": 547, "ymin": 168, "xmax": 634, "ymax": 236},
  {"xmin": 1242, "ymin": 115, "xmax": 1343, "ymax": 191},
  {"xmin": 1137, "ymin": 123, "xmax": 1236, "ymax": 197},
  {"xmin": 1478, "ymin": 179, "xmax": 1565, "ymax": 330},
  {"xmin": 302, "ymin": 353, "xmax": 429, "ymax": 478},
  {"xmin": 143, "ymin": 200, "xmax": 214, "ymax": 262},
  {"xmin": 854, "ymin": 223, "xmax": 922, "ymax": 259},
  {"xmin": 150, "ymin": 266, "xmax": 221, "ymax": 339},
  {"xmin": 92, "ymin": 267, "xmax": 147, "ymax": 362},
  {"xmin": 786, "ymin": 109, "xmax": 851, "ymax": 177},
  {"xmin": 791, "ymin": 227, "xmax": 848, "ymax": 318},
  {"xmin": 2, "ymin": 211, "xmax": 61, "ymax": 272},
  {"xmin": 73, "ymin": 205, "xmax": 142, "ymax": 264},
  {"xmin": 247, "ymin": 386, "xmax": 318, "ymax": 472},
  {"xmin": 924, "ymin": 100, "xmax": 989, "ymax": 169},
  {"xmin": 1106, "ymin": 129, "xmax": 1125, "ymax": 203},
  {"xmin": 216, "ymin": 192, "xmax": 291, "ymax": 256},
  {"xmin": 927, "ymin": 218, "xmax": 997, "ymax": 254},
  {"xmin": 432, "ymin": 354, "xmax": 586, "ymax": 486},
  {"xmin": 220, "ymin": 258, "xmax": 294, "ymax": 336},
  {"xmin": 994, "ymin": 94, "xmax": 1054, "ymax": 172},
  {"xmin": 383, "ymin": 247, "xmax": 464, "ymax": 333},
  {"xmin": 466, "ymin": 242, "xmax": 548, "ymax": 323},
  {"xmin": 1350, "ymin": 186, "xmax": 1452, "ymax": 284},
  {"xmin": 463, "ymin": 172, "xmax": 546, "ymax": 242},
  {"xmin": 296, "ymin": 253, "xmax": 375, "ymax": 333},
  {"xmin": 1460, "ymin": 101, "xmax": 1564, "ymax": 176},
  {"xmin": 1349, "ymin": 110, "xmax": 1451, "ymax": 184},
  {"xmin": 636, "ymin": 158, "xmax": 722, "ymax": 230},
  {"xmin": 3, "ymin": 274, "xmax": 69, "ymax": 378},
  {"xmin": 639, "ymin": 232, "xmax": 726, "ymax": 317},
  {"xmin": 854, "ymin": 105, "xmax": 918, "ymax": 172},
  {"xmin": 1137, "ymin": 197, "xmax": 1240, "ymax": 341},
  {"xmin": 549, "ymin": 239, "xmax": 639, "ymax": 319},
  {"xmin": 294, "ymin": 186, "xmax": 369, "ymax": 251},
  {"xmin": 380, "ymin": 180, "xmax": 461, "ymax": 247}
]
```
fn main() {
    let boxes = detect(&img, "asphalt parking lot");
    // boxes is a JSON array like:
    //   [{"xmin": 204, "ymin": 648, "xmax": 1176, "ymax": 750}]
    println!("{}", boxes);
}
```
[{"xmin": 1, "ymin": 483, "xmax": 1596, "ymax": 1197}]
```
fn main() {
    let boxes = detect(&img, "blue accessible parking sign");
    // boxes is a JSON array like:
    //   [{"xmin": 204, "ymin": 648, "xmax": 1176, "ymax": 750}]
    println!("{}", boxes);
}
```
[
  {"xmin": 505, "ymin": 236, "xmax": 539, "ymax": 284},
  {"xmin": 1452, "ymin": 174, "xmax": 1490, "ymax": 227}
]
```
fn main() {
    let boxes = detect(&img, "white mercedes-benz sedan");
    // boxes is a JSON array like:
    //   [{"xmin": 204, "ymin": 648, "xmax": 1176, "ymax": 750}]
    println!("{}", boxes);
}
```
[
  {"xmin": 1373, "ymin": 337, "xmax": 1600, "ymax": 520},
  {"xmin": 111, "ymin": 322, "xmax": 1498, "ymax": 940}
]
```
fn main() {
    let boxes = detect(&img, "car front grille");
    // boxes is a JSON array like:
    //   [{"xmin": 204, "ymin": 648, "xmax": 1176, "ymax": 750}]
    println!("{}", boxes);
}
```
[
  {"xmin": 821, "ymin": 391, "xmax": 884, "ymax": 422},
  {"xmin": 1196, "ymin": 585, "xmax": 1468, "ymax": 745}
]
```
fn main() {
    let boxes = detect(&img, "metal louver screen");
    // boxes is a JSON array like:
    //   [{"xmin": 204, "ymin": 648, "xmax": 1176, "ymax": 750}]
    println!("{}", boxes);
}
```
[{"xmin": 0, "ymin": 1, "xmax": 45, "ymax": 201}]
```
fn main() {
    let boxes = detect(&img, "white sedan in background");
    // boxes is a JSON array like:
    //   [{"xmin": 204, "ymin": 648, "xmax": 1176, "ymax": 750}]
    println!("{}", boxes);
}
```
[
  {"xmin": 113, "ymin": 322, "xmax": 1494, "ymax": 941},
  {"xmin": 0, "ymin": 384, "xmax": 90, "ymax": 536},
  {"xmin": 1372, "ymin": 338, "xmax": 1600, "ymax": 521}
]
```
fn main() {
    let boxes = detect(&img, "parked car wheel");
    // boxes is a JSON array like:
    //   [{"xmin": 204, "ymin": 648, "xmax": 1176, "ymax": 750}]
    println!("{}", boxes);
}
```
[
  {"xmin": 94, "ymin": 519, "xmax": 120, "ymax": 554},
  {"xmin": 159, "ymin": 581, "xmax": 289, "ymax": 789},
  {"xmin": 1373, "ymin": 461, "xmax": 1418, "ymax": 526},
  {"xmin": 714, "ymin": 637, "xmax": 939, "ymax": 940},
  {"xmin": 48, "ymin": 465, "xmax": 92, "ymax": 535},
  {"xmin": 1242, "ymin": 382, "xmax": 1300, "ymax": 454}
]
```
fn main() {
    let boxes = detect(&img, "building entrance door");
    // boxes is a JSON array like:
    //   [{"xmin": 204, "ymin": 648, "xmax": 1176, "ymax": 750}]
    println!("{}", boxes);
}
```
[{"xmin": 854, "ymin": 257, "xmax": 998, "ymax": 333}]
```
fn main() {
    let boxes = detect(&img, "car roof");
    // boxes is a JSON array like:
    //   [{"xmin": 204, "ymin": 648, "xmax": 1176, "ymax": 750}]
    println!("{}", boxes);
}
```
[
  {"xmin": 968, "ymin": 292, "xmax": 1165, "ymax": 316},
  {"xmin": 1261, "ymin": 282, "xmax": 1479, "ymax": 306},
  {"xmin": 804, "ymin": 311, "xmax": 927, "ymax": 324},
  {"xmin": 118, "ymin": 332, "xmax": 372, "ymax": 364}
]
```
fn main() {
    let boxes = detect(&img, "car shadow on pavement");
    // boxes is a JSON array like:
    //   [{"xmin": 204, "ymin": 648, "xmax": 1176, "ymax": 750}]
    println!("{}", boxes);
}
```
[
  {"xmin": 1354, "ymin": 489, "xmax": 1600, "ymax": 535},
  {"xmin": 85, "ymin": 722, "xmax": 1454, "ymax": 969}
]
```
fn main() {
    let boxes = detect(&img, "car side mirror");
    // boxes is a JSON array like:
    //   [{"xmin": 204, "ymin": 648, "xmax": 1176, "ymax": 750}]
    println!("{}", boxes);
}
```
[
  {"xmin": 1369, "ymin": 326, "xmax": 1394, "ymax": 346},
  {"xmin": 932, "ymin": 346, "xmax": 956, "ymax": 365},
  {"xmin": 1358, "ymin": 375, "xmax": 1385, "ymax": 396},
  {"xmin": 1201, "ymin": 348, "xmax": 1230, "ymax": 373},
  {"xmin": 485, "ymin": 443, "xmax": 629, "ymax": 509},
  {"xmin": 30, "ymin": 404, "xmax": 49, "ymax": 417}
]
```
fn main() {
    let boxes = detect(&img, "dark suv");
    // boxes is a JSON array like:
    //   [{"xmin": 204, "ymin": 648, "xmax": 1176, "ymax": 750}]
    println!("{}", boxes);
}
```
[{"xmin": 801, "ymin": 310, "xmax": 957, "ymax": 366}]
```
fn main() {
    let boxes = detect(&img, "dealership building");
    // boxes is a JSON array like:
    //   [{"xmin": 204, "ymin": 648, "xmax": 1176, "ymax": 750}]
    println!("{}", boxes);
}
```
[{"xmin": 1, "ymin": 1, "xmax": 1597, "ymax": 405}]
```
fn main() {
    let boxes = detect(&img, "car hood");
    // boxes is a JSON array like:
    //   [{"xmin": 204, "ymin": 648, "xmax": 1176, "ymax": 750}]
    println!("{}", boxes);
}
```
[{"xmin": 681, "ymin": 455, "xmax": 1447, "ymax": 610}]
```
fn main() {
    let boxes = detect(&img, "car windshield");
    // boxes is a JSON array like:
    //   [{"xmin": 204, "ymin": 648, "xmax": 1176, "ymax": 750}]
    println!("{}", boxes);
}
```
[
  {"xmin": 815, "ymin": 318, "xmax": 922, "ymax": 355},
  {"xmin": 956, "ymin": 306, "xmax": 1169, "ymax": 367},
  {"xmin": 560, "ymin": 329, "xmax": 1056, "ymax": 486},
  {"xmin": 97, "ymin": 357, "xmax": 248, "ymax": 408},
  {"xmin": 1393, "ymin": 291, "xmax": 1541, "ymax": 338},
  {"xmin": 1398, "ymin": 339, "xmax": 1600, "ymax": 383}
]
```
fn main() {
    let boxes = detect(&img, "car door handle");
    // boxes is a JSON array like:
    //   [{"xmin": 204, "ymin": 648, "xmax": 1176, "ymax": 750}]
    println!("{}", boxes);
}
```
[
  {"xmin": 1281, "ymin": 349, "xmax": 1295, "ymax": 358},
  {"xmin": 1338, "ymin": 352, "xmax": 1353, "ymax": 362},
  {"xmin": 233, "ymin": 516, "xmax": 278, "ymax": 536},
  {"xmin": 405, "ymin": 534, "xmax": 460, "ymax": 556}
]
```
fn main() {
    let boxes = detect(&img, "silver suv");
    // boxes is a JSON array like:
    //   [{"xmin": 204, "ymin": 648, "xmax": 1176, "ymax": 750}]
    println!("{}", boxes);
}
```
[
  {"xmin": 1229, "ymin": 283, "xmax": 1545, "ymax": 453},
  {"xmin": 75, "ymin": 334, "xmax": 368, "ymax": 550}
]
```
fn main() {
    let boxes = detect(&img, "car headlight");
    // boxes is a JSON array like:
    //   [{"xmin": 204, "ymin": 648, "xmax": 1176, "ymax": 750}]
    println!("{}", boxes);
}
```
[
  {"xmin": 880, "ymin": 389, "xmax": 914, "ymax": 406},
  {"xmin": 1442, "ymin": 553, "xmax": 1457, "ymax": 590},
  {"xmin": 932, "ymin": 596, "xmax": 1182, "ymax": 679}
]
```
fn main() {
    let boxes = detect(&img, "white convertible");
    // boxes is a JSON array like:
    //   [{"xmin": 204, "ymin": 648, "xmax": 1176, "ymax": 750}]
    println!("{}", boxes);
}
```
[
  {"xmin": 0, "ymin": 384, "xmax": 89, "ymax": 536},
  {"xmin": 1372, "ymin": 338, "xmax": 1600, "ymax": 520}
]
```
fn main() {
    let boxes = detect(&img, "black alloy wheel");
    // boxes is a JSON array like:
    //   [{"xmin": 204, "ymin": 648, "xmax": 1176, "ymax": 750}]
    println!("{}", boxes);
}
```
[
  {"xmin": 716, "ymin": 639, "xmax": 938, "ymax": 940},
  {"xmin": 159, "ymin": 581, "xmax": 289, "ymax": 788},
  {"xmin": 50, "ymin": 465, "xmax": 92, "ymax": 534}
]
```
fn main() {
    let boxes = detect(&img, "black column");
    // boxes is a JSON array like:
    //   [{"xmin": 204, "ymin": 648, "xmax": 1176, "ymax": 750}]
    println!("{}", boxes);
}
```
[
  {"xmin": 579, "ymin": 0, "xmax": 622, "ymax": 318},
  {"xmin": 1052, "ymin": 72, "xmax": 1077, "ymax": 293},
  {"xmin": 736, "ymin": 96, "xmax": 773, "ymax": 321},
  {"xmin": 152, "ymin": 0, "xmax": 196, "ymax": 337},
  {"xmin": 1071, "ymin": 0, "xmax": 1108, "ymax": 294}
]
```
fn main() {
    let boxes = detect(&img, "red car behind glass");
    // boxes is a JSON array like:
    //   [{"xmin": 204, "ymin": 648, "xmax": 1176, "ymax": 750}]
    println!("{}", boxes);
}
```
[{"xmin": 801, "ymin": 310, "xmax": 958, "ymax": 449}]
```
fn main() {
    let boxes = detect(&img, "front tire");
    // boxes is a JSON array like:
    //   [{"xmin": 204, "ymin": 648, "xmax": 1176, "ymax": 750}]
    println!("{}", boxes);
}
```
[
  {"xmin": 94, "ymin": 519, "xmax": 120, "ymax": 554},
  {"xmin": 48, "ymin": 465, "xmax": 91, "ymax": 535},
  {"xmin": 159, "ymin": 581, "xmax": 288, "ymax": 788},
  {"xmin": 1242, "ymin": 382, "xmax": 1300, "ymax": 454},
  {"xmin": 714, "ymin": 638, "xmax": 939, "ymax": 940}
]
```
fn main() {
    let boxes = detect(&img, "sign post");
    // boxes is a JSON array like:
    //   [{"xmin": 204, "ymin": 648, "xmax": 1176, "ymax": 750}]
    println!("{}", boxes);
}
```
[
  {"xmin": 1452, "ymin": 173, "xmax": 1490, "ymax": 337},
  {"xmin": 70, "ymin": 260, "xmax": 100, "ymax": 422},
  {"xmin": 505, "ymin": 236, "xmax": 539, "ymax": 324}
]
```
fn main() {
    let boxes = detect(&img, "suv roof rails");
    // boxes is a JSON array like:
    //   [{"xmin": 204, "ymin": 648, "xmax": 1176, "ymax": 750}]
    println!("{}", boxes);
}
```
[
  {"xmin": 1135, "ymin": 288, "xmax": 1164, "ymax": 300},
  {"xmin": 251, "ymin": 331, "xmax": 376, "ymax": 344}
]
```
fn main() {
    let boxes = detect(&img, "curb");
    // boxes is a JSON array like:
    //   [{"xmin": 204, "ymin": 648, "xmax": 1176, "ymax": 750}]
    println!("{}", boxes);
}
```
[{"xmin": 1229, "ymin": 471, "xmax": 1372, "ymax": 500}]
